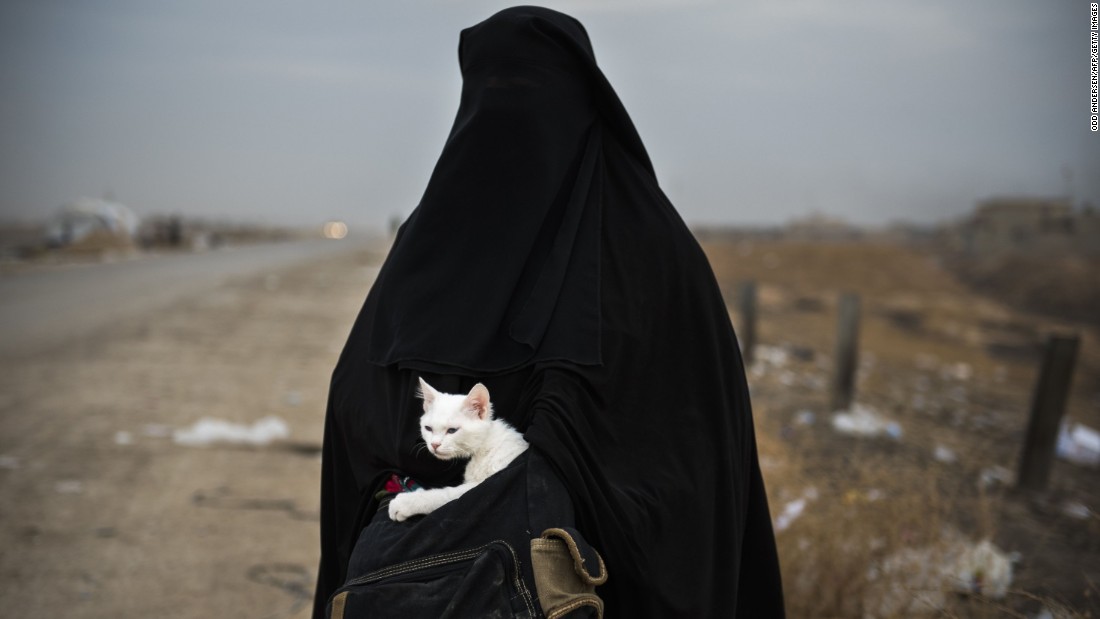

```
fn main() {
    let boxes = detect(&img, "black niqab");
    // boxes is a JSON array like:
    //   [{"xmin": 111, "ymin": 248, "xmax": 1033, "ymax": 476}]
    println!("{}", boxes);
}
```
[
  {"xmin": 315, "ymin": 6, "xmax": 784, "ymax": 617},
  {"xmin": 364, "ymin": 7, "xmax": 652, "ymax": 374}
]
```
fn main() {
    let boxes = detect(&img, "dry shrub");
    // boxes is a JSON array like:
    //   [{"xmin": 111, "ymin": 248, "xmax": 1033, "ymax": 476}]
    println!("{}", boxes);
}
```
[{"xmin": 758, "ymin": 429, "xmax": 1092, "ymax": 618}]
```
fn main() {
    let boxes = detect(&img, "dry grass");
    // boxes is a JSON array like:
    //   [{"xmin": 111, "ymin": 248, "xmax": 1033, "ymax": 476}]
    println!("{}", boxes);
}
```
[{"xmin": 703, "ymin": 239, "xmax": 1100, "ymax": 618}]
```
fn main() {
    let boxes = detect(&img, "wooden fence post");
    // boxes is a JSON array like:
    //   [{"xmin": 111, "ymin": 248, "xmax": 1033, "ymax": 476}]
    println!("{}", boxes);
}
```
[
  {"xmin": 830, "ymin": 292, "xmax": 861, "ymax": 413},
  {"xmin": 738, "ymin": 281, "xmax": 757, "ymax": 366},
  {"xmin": 1016, "ymin": 334, "xmax": 1080, "ymax": 493}
]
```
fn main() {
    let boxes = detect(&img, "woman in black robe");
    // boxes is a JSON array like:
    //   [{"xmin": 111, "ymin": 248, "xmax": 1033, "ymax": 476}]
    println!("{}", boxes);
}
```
[{"xmin": 312, "ymin": 6, "xmax": 785, "ymax": 617}]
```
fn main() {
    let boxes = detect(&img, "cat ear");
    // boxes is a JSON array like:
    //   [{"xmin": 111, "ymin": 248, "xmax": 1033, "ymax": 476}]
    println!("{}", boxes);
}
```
[
  {"xmin": 464, "ymin": 383, "xmax": 491, "ymax": 420},
  {"xmin": 418, "ymin": 377, "xmax": 439, "ymax": 411}
]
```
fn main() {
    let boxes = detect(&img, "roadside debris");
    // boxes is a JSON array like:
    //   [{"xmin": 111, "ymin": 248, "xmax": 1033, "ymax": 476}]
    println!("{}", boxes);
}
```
[
  {"xmin": 831, "ymin": 404, "xmax": 903, "ymax": 440},
  {"xmin": 1056, "ymin": 421, "xmax": 1100, "ymax": 467},
  {"xmin": 948, "ymin": 539, "xmax": 1015, "ymax": 599},
  {"xmin": 793, "ymin": 410, "xmax": 816, "ymax": 427},
  {"xmin": 775, "ymin": 487, "xmax": 819, "ymax": 532},
  {"xmin": 173, "ymin": 416, "xmax": 289, "ymax": 447},
  {"xmin": 978, "ymin": 465, "xmax": 1014, "ymax": 490},
  {"xmin": 1060, "ymin": 501, "xmax": 1091, "ymax": 520},
  {"xmin": 933, "ymin": 445, "xmax": 958, "ymax": 464},
  {"xmin": 866, "ymin": 533, "xmax": 1017, "ymax": 616}
]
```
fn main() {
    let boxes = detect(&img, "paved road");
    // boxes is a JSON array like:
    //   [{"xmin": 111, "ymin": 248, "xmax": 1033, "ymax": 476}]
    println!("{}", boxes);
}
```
[{"xmin": 0, "ymin": 239, "xmax": 372, "ymax": 358}]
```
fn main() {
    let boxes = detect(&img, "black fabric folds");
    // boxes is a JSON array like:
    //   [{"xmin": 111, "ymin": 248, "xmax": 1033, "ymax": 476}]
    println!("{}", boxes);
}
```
[{"xmin": 314, "ymin": 6, "xmax": 784, "ymax": 618}]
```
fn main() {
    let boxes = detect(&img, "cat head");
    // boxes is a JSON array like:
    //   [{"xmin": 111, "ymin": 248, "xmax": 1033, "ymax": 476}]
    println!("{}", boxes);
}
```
[{"xmin": 417, "ymin": 377, "xmax": 493, "ymax": 460}]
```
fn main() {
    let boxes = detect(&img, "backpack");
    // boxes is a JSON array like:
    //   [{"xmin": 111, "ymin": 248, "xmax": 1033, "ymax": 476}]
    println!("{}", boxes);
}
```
[{"xmin": 325, "ymin": 450, "xmax": 607, "ymax": 618}]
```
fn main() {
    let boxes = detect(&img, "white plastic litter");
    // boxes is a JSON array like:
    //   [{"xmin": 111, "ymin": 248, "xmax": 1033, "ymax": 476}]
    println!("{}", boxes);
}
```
[
  {"xmin": 831, "ymin": 404, "xmax": 903, "ymax": 440},
  {"xmin": 754, "ymin": 345, "xmax": 790, "ymax": 368},
  {"xmin": 793, "ymin": 410, "xmax": 816, "ymax": 426},
  {"xmin": 775, "ymin": 499, "xmax": 806, "ymax": 532},
  {"xmin": 978, "ymin": 465, "xmax": 1014, "ymax": 490},
  {"xmin": 1056, "ymin": 421, "xmax": 1100, "ymax": 467},
  {"xmin": 114, "ymin": 431, "xmax": 133, "ymax": 446},
  {"xmin": 866, "ymin": 534, "xmax": 1016, "ymax": 616},
  {"xmin": 775, "ymin": 487, "xmax": 818, "ymax": 532},
  {"xmin": 173, "ymin": 416, "xmax": 289, "ymax": 447},
  {"xmin": 947, "ymin": 539, "xmax": 1014, "ymax": 599},
  {"xmin": 933, "ymin": 445, "xmax": 957, "ymax": 464},
  {"xmin": 1061, "ymin": 501, "xmax": 1091, "ymax": 520}
]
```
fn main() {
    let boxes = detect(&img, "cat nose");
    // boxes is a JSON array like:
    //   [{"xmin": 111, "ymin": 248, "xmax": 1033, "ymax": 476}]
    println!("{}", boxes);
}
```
[{"xmin": 431, "ymin": 441, "xmax": 442, "ymax": 450}]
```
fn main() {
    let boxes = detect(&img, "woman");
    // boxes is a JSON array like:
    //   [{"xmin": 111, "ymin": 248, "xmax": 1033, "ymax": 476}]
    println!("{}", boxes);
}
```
[{"xmin": 313, "ymin": 6, "xmax": 784, "ymax": 617}]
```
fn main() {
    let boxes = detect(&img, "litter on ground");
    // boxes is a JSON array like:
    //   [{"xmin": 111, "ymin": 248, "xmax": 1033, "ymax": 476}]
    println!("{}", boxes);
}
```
[
  {"xmin": 1061, "ymin": 501, "xmax": 1091, "ymax": 520},
  {"xmin": 933, "ymin": 445, "xmax": 957, "ymax": 464},
  {"xmin": 948, "ymin": 539, "xmax": 1016, "ymax": 599},
  {"xmin": 793, "ymin": 410, "xmax": 816, "ymax": 426},
  {"xmin": 1056, "ymin": 421, "xmax": 1100, "ymax": 467},
  {"xmin": 831, "ymin": 404, "xmax": 903, "ymax": 440},
  {"xmin": 866, "ymin": 533, "xmax": 1016, "ymax": 616},
  {"xmin": 774, "ymin": 487, "xmax": 819, "ymax": 532},
  {"xmin": 978, "ymin": 465, "xmax": 1014, "ymax": 490},
  {"xmin": 173, "ymin": 416, "xmax": 289, "ymax": 447}
]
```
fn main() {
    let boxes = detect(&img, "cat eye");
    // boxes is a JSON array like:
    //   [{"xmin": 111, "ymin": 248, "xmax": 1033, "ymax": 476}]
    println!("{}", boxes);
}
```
[
  {"xmin": 424, "ymin": 426, "xmax": 432, "ymax": 432},
  {"xmin": 446, "ymin": 428, "xmax": 458, "ymax": 434}
]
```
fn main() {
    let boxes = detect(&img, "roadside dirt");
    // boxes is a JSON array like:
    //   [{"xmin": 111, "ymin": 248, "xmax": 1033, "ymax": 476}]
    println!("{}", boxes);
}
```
[{"xmin": 0, "ymin": 245, "xmax": 386, "ymax": 618}]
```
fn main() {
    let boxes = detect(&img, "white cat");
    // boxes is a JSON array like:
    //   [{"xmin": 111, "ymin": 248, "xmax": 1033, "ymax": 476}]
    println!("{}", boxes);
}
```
[{"xmin": 388, "ymin": 378, "xmax": 529, "ymax": 522}]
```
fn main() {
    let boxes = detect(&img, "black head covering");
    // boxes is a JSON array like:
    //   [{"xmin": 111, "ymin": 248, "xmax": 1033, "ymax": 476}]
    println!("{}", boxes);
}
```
[
  {"xmin": 315, "ymin": 6, "xmax": 784, "ymax": 617},
  {"xmin": 363, "ymin": 6, "xmax": 652, "ymax": 374}
]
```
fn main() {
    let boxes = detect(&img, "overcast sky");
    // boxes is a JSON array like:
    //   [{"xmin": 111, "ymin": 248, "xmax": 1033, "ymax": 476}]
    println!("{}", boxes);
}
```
[{"xmin": 1, "ymin": 1, "xmax": 1096, "ymax": 230}]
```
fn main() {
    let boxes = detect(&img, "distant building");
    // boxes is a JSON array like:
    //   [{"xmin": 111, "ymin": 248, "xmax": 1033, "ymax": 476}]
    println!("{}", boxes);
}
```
[
  {"xmin": 44, "ymin": 198, "xmax": 139, "ymax": 250},
  {"xmin": 949, "ymin": 197, "xmax": 1100, "ymax": 255}
]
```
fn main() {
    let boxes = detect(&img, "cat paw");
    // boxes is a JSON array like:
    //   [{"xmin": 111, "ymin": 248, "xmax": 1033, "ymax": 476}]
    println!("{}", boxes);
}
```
[
  {"xmin": 388, "ymin": 492, "xmax": 429, "ymax": 522},
  {"xmin": 388, "ymin": 493, "xmax": 412, "ymax": 521}
]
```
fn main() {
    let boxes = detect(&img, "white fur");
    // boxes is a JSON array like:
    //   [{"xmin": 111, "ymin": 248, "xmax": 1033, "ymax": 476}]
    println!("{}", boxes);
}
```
[{"xmin": 388, "ymin": 378, "xmax": 528, "ymax": 522}]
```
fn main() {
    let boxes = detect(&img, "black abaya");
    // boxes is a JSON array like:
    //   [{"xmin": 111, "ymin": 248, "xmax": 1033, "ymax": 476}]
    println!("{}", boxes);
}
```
[{"xmin": 313, "ymin": 6, "xmax": 784, "ymax": 618}]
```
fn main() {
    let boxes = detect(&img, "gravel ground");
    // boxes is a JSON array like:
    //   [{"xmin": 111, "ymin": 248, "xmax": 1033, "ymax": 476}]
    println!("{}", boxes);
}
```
[{"xmin": 0, "ymin": 244, "xmax": 385, "ymax": 618}]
